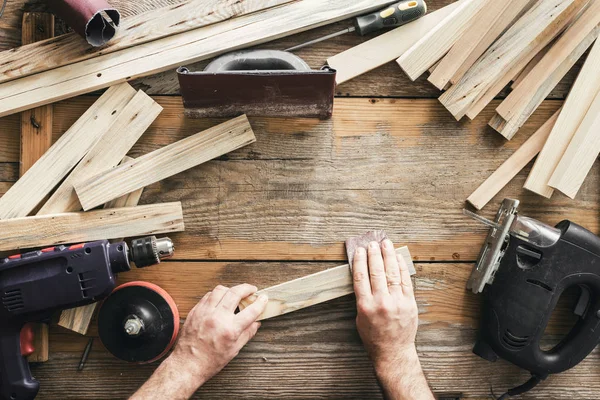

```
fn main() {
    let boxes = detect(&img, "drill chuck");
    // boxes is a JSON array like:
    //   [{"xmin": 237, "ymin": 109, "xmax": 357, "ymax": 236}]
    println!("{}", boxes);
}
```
[{"xmin": 129, "ymin": 236, "xmax": 174, "ymax": 268}]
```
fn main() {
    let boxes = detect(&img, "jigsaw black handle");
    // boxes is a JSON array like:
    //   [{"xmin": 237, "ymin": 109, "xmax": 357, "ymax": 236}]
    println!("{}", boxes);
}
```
[{"xmin": 0, "ymin": 321, "xmax": 38, "ymax": 400}]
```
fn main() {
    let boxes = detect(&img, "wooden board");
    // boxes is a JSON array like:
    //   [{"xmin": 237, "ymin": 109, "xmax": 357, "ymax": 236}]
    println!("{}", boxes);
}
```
[
  {"xmin": 0, "ymin": 202, "xmax": 184, "ymax": 251},
  {"xmin": 439, "ymin": 0, "xmax": 584, "ymax": 120},
  {"xmin": 239, "ymin": 247, "xmax": 414, "ymax": 321},
  {"xmin": 524, "ymin": 38, "xmax": 600, "ymax": 198},
  {"xmin": 0, "ymin": 83, "xmax": 137, "ymax": 219},
  {"xmin": 75, "ymin": 115, "xmax": 256, "ymax": 211},
  {"xmin": 0, "ymin": 0, "xmax": 294, "ymax": 85},
  {"xmin": 0, "ymin": 0, "xmax": 397, "ymax": 118},
  {"xmin": 511, "ymin": 42, "xmax": 553, "ymax": 89},
  {"xmin": 548, "ymin": 90, "xmax": 600, "ymax": 198},
  {"xmin": 37, "ymin": 90, "xmax": 162, "ymax": 215},
  {"xmin": 467, "ymin": 109, "xmax": 560, "ymax": 210},
  {"xmin": 491, "ymin": 3, "xmax": 600, "ymax": 139},
  {"xmin": 397, "ymin": 0, "xmax": 485, "ymax": 82}
]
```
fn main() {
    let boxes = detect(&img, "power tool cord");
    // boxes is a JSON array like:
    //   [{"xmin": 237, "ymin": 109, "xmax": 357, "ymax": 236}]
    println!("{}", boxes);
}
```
[{"xmin": 495, "ymin": 375, "xmax": 542, "ymax": 400}]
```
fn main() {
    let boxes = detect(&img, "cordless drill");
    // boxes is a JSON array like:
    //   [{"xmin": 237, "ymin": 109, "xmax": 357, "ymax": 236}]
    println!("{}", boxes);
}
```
[{"xmin": 0, "ymin": 236, "xmax": 174, "ymax": 400}]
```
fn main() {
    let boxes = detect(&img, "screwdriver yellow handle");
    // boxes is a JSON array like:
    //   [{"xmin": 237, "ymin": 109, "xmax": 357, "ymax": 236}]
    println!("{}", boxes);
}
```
[{"xmin": 355, "ymin": 0, "xmax": 428, "ymax": 36}]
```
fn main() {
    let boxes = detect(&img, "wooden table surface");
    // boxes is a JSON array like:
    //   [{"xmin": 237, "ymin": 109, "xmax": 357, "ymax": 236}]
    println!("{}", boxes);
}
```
[{"xmin": 2, "ymin": 1, "xmax": 600, "ymax": 399}]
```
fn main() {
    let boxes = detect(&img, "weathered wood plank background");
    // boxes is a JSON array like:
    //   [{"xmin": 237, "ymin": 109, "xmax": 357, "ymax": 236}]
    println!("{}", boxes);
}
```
[{"xmin": 1, "ymin": 0, "xmax": 599, "ymax": 399}]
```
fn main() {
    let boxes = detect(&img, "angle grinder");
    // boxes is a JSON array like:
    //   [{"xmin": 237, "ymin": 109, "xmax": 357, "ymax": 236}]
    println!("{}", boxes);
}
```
[{"xmin": 98, "ymin": 282, "xmax": 179, "ymax": 363}]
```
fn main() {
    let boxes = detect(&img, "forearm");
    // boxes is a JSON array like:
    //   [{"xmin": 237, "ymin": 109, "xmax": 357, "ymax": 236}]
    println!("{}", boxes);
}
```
[
  {"xmin": 130, "ymin": 356, "xmax": 207, "ymax": 400},
  {"xmin": 374, "ymin": 347, "xmax": 434, "ymax": 400}
]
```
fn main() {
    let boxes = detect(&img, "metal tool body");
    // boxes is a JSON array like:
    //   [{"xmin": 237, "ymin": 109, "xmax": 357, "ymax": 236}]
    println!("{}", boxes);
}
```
[
  {"xmin": 285, "ymin": 0, "xmax": 427, "ymax": 52},
  {"xmin": 466, "ymin": 199, "xmax": 600, "ymax": 391},
  {"xmin": 0, "ymin": 236, "xmax": 174, "ymax": 400}
]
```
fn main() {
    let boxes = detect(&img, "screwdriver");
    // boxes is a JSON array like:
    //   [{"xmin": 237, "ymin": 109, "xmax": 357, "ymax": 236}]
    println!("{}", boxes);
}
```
[{"xmin": 285, "ymin": 0, "xmax": 428, "ymax": 52}]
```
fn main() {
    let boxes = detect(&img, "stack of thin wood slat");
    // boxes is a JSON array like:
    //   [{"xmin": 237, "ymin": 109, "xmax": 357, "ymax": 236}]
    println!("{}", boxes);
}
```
[{"xmin": 394, "ymin": 0, "xmax": 600, "ymax": 208}]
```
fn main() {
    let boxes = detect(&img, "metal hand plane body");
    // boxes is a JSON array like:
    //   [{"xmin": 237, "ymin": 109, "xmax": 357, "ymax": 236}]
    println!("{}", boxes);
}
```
[
  {"xmin": 467, "ymin": 199, "xmax": 600, "ymax": 378},
  {"xmin": 0, "ymin": 236, "xmax": 174, "ymax": 400}
]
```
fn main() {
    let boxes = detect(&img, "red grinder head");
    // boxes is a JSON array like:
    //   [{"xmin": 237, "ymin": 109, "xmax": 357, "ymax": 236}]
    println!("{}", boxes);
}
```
[{"xmin": 98, "ymin": 281, "xmax": 179, "ymax": 363}]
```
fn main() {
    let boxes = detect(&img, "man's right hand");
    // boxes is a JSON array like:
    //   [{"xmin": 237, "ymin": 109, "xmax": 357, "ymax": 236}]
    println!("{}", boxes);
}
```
[{"xmin": 353, "ymin": 240, "xmax": 434, "ymax": 400}]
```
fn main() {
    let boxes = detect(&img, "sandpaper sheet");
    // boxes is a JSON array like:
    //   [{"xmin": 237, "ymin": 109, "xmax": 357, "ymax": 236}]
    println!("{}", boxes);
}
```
[
  {"xmin": 345, "ymin": 230, "xmax": 416, "ymax": 275},
  {"xmin": 47, "ymin": 0, "xmax": 120, "ymax": 46}
]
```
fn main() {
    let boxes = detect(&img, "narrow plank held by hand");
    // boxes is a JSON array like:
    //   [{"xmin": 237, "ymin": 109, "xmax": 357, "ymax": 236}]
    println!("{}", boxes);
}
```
[
  {"xmin": 439, "ymin": 0, "xmax": 584, "ymax": 120},
  {"xmin": 327, "ymin": 1, "xmax": 464, "ymax": 85},
  {"xmin": 0, "ymin": 202, "xmax": 184, "ymax": 252},
  {"xmin": 238, "ymin": 247, "xmax": 414, "ymax": 321},
  {"xmin": 397, "ymin": 0, "xmax": 486, "ymax": 81},
  {"xmin": 75, "ymin": 115, "xmax": 256, "ymax": 211},
  {"xmin": 0, "ymin": 83, "xmax": 137, "ymax": 219},
  {"xmin": 467, "ymin": 109, "xmax": 560, "ymax": 210},
  {"xmin": 58, "ymin": 157, "xmax": 145, "ymax": 335},
  {"xmin": 37, "ymin": 90, "xmax": 162, "ymax": 215},
  {"xmin": 0, "ymin": 0, "xmax": 294, "ymax": 85},
  {"xmin": 524, "ymin": 38, "xmax": 600, "ymax": 198},
  {"xmin": 0, "ymin": 0, "xmax": 396, "ymax": 118}
]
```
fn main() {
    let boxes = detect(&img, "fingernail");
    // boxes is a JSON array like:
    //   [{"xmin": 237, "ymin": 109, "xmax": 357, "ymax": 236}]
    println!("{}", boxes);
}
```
[
  {"xmin": 356, "ymin": 247, "xmax": 366, "ymax": 256},
  {"xmin": 258, "ymin": 294, "xmax": 268, "ymax": 302},
  {"xmin": 369, "ymin": 241, "xmax": 379, "ymax": 249},
  {"xmin": 383, "ymin": 239, "xmax": 392, "ymax": 249}
]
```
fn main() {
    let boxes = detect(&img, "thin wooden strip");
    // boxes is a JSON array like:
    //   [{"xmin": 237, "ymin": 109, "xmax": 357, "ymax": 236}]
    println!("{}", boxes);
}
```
[
  {"xmin": 0, "ymin": 0, "xmax": 293, "ymax": 85},
  {"xmin": 327, "ymin": 2, "xmax": 464, "ymax": 85},
  {"xmin": 0, "ymin": 0, "xmax": 395, "ymax": 118},
  {"xmin": 58, "ymin": 163, "xmax": 144, "ymax": 336},
  {"xmin": 447, "ymin": 0, "xmax": 534, "ymax": 86},
  {"xmin": 467, "ymin": 109, "xmax": 559, "ymax": 210},
  {"xmin": 0, "ymin": 83, "xmax": 137, "ymax": 219},
  {"xmin": 524, "ymin": 38, "xmax": 600, "ymax": 198},
  {"xmin": 0, "ymin": 202, "xmax": 184, "ymax": 252},
  {"xmin": 511, "ymin": 42, "xmax": 552, "ymax": 89},
  {"xmin": 75, "ymin": 115, "xmax": 256, "ymax": 210},
  {"xmin": 549, "ymin": 90, "xmax": 600, "ymax": 198},
  {"xmin": 428, "ymin": 0, "xmax": 527, "ymax": 90},
  {"xmin": 439, "ymin": 0, "xmax": 583, "ymax": 120},
  {"xmin": 397, "ymin": 0, "xmax": 486, "ymax": 81},
  {"xmin": 37, "ymin": 90, "xmax": 162, "ymax": 215},
  {"xmin": 239, "ymin": 247, "xmax": 414, "ymax": 321}
]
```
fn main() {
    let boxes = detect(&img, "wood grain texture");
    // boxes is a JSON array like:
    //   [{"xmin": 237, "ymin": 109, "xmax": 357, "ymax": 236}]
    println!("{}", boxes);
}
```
[
  {"xmin": 511, "ymin": 42, "xmax": 553, "ymax": 89},
  {"xmin": 0, "ymin": 0, "xmax": 397, "ymax": 118},
  {"xmin": 37, "ymin": 90, "xmax": 161, "ymax": 215},
  {"xmin": 491, "ymin": 3, "xmax": 600, "ymax": 139},
  {"xmin": 467, "ymin": 109, "xmax": 560, "ymax": 210},
  {"xmin": 439, "ymin": 0, "xmax": 583, "ymax": 120},
  {"xmin": 397, "ymin": 0, "xmax": 485, "ymax": 81},
  {"xmin": 327, "ymin": 1, "xmax": 464, "ymax": 85},
  {"xmin": 0, "ymin": 202, "xmax": 184, "ymax": 251},
  {"xmin": 549, "ymin": 90, "xmax": 600, "ymax": 198},
  {"xmin": 75, "ymin": 115, "xmax": 256, "ymax": 210},
  {"xmin": 0, "ymin": 83, "xmax": 137, "ymax": 219},
  {"xmin": 57, "ymin": 157, "xmax": 144, "ymax": 335},
  {"xmin": 239, "ymin": 248, "xmax": 413, "ymax": 320},
  {"xmin": 525, "ymin": 38, "xmax": 600, "ymax": 197},
  {"xmin": 0, "ymin": 0, "xmax": 294, "ymax": 85}
]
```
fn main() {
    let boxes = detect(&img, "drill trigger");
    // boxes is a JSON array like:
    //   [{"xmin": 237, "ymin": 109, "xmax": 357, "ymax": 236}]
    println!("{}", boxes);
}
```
[
  {"xmin": 20, "ymin": 323, "xmax": 35, "ymax": 357},
  {"xmin": 573, "ymin": 285, "xmax": 591, "ymax": 317}
]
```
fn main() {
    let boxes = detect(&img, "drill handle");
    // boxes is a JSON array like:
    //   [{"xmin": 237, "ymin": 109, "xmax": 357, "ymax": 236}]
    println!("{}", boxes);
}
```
[{"xmin": 0, "ymin": 321, "xmax": 38, "ymax": 400}]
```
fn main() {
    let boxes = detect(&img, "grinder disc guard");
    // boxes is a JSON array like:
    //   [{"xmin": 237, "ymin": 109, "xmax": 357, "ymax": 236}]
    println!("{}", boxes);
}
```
[{"xmin": 98, "ymin": 282, "xmax": 179, "ymax": 363}]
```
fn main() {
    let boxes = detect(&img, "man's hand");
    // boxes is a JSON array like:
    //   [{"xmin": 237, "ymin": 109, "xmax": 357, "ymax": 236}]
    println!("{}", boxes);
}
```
[
  {"xmin": 353, "ymin": 240, "xmax": 434, "ymax": 400},
  {"xmin": 130, "ymin": 284, "xmax": 268, "ymax": 400}
]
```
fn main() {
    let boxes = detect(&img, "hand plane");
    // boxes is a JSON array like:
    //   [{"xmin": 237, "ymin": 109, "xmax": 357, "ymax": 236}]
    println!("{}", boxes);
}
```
[{"xmin": 465, "ymin": 199, "xmax": 600, "ymax": 397}]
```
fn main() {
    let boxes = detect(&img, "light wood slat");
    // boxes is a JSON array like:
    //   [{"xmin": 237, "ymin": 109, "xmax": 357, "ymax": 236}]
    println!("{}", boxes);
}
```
[
  {"xmin": 0, "ymin": 0, "xmax": 396, "ymax": 118},
  {"xmin": 439, "ymin": 0, "xmax": 583, "ymax": 120},
  {"xmin": 446, "ymin": 0, "xmax": 534, "ymax": 86},
  {"xmin": 0, "ymin": 202, "xmax": 184, "ymax": 252},
  {"xmin": 428, "ymin": 0, "xmax": 529, "ymax": 90},
  {"xmin": 511, "ymin": 42, "xmax": 553, "ymax": 89},
  {"xmin": 37, "ymin": 90, "xmax": 162, "ymax": 215},
  {"xmin": 239, "ymin": 247, "xmax": 414, "ymax": 321},
  {"xmin": 467, "ymin": 109, "xmax": 560, "ymax": 210},
  {"xmin": 0, "ymin": 83, "xmax": 137, "ymax": 219},
  {"xmin": 327, "ymin": 1, "xmax": 464, "ymax": 85},
  {"xmin": 396, "ymin": 0, "xmax": 486, "ymax": 81},
  {"xmin": 549, "ymin": 90, "xmax": 600, "ymax": 198},
  {"xmin": 0, "ymin": 0, "xmax": 293, "ymax": 85},
  {"xmin": 524, "ymin": 38, "xmax": 600, "ymax": 197},
  {"xmin": 491, "ymin": 3, "xmax": 600, "ymax": 139},
  {"xmin": 58, "ymin": 162, "xmax": 144, "ymax": 335},
  {"xmin": 75, "ymin": 115, "xmax": 256, "ymax": 211}
]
